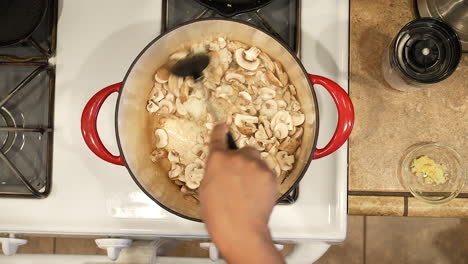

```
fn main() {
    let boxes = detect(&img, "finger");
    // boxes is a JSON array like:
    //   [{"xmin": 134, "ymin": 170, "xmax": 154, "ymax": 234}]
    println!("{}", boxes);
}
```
[
  {"xmin": 209, "ymin": 122, "xmax": 229, "ymax": 152},
  {"xmin": 237, "ymin": 146, "xmax": 261, "ymax": 160}
]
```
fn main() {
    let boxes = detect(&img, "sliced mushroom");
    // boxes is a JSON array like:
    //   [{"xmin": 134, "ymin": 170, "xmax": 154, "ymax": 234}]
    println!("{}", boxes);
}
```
[
  {"xmin": 248, "ymin": 136, "xmax": 265, "ymax": 151},
  {"xmin": 179, "ymin": 80, "xmax": 190, "ymax": 103},
  {"xmin": 255, "ymin": 124, "xmax": 269, "ymax": 140},
  {"xmin": 258, "ymin": 87, "xmax": 276, "ymax": 101},
  {"xmin": 146, "ymin": 101, "xmax": 160, "ymax": 113},
  {"xmin": 274, "ymin": 61, "xmax": 289, "ymax": 87},
  {"xmin": 266, "ymin": 70, "xmax": 283, "ymax": 87},
  {"xmin": 276, "ymin": 151, "xmax": 294, "ymax": 171},
  {"xmin": 154, "ymin": 67, "xmax": 170, "ymax": 84},
  {"xmin": 278, "ymin": 127, "xmax": 303, "ymax": 154},
  {"xmin": 235, "ymin": 49, "xmax": 260, "ymax": 71},
  {"xmin": 217, "ymin": 37, "xmax": 226, "ymax": 48},
  {"xmin": 168, "ymin": 150, "xmax": 180, "ymax": 163},
  {"xmin": 259, "ymin": 52, "xmax": 275, "ymax": 72},
  {"xmin": 227, "ymin": 40, "xmax": 249, "ymax": 52},
  {"xmin": 276, "ymin": 100, "xmax": 287, "ymax": 110},
  {"xmin": 150, "ymin": 149, "xmax": 167, "ymax": 162},
  {"xmin": 288, "ymin": 84, "xmax": 297, "ymax": 96},
  {"xmin": 271, "ymin": 110, "xmax": 293, "ymax": 131},
  {"xmin": 158, "ymin": 99, "xmax": 175, "ymax": 114},
  {"xmin": 168, "ymin": 164, "xmax": 183, "ymax": 179},
  {"xmin": 291, "ymin": 112, "xmax": 305, "ymax": 126},
  {"xmin": 273, "ymin": 123, "xmax": 289, "ymax": 139},
  {"xmin": 236, "ymin": 136, "xmax": 249, "ymax": 148},
  {"xmin": 165, "ymin": 93, "xmax": 175, "ymax": 102},
  {"xmin": 192, "ymin": 144, "xmax": 207, "ymax": 159},
  {"xmin": 168, "ymin": 74, "xmax": 183, "ymax": 97},
  {"xmin": 186, "ymin": 168, "xmax": 204, "ymax": 189},
  {"xmin": 148, "ymin": 83, "xmax": 163, "ymax": 101},
  {"xmin": 260, "ymin": 152, "xmax": 276, "ymax": 169},
  {"xmin": 283, "ymin": 91, "xmax": 291, "ymax": 105},
  {"xmin": 215, "ymin": 85, "xmax": 233, "ymax": 99},
  {"xmin": 259, "ymin": 99, "xmax": 278, "ymax": 118},
  {"xmin": 289, "ymin": 100, "xmax": 301, "ymax": 112},
  {"xmin": 154, "ymin": 129, "xmax": 168, "ymax": 148},
  {"xmin": 234, "ymin": 114, "xmax": 258, "ymax": 136},
  {"xmin": 191, "ymin": 42, "xmax": 206, "ymax": 54},
  {"xmin": 169, "ymin": 50, "xmax": 189, "ymax": 61},
  {"xmin": 225, "ymin": 72, "xmax": 246, "ymax": 83},
  {"xmin": 176, "ymin": 98, "xmax": 187, "ymax": 116},
  {"xmin": 244, "ymin": 47, "xmax": 261, "ymax": 61},
  {"xmin": 238, "ymin": 91, "xmax": 252, "ymax": 105}
]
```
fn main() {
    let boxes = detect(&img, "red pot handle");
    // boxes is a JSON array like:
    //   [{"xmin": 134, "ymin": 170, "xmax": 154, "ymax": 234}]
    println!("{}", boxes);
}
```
[
  {"xmin": 308, "ymin": 74, "xmax": 354, "ymax": 159},
  {"xmin": 81, "ymin": 83, "xmax": 124, "ymax": 166}
]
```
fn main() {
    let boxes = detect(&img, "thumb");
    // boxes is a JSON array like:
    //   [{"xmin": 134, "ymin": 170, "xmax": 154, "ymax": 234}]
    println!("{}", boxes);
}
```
[{"xmin": 209, "ymin": 122, "xmax": 229, "ymax": 152}]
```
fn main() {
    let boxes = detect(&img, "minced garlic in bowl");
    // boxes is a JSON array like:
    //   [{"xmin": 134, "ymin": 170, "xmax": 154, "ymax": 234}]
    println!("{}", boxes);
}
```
[{"xmin": 411, "ymin": 155, "xmax": 448, "ymax": 185}]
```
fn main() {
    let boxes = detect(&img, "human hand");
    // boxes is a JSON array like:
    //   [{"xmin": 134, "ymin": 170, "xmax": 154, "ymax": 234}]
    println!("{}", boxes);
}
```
[{"xmin": 200, "ymin": 122, "xmax": 284, "ymax": 264}]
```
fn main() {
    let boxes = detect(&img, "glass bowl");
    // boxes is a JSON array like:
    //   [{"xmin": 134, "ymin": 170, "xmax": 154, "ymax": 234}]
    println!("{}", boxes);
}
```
[{"xmin": 399, "ymin": 143, "xmax": 466, "ymax": 204}]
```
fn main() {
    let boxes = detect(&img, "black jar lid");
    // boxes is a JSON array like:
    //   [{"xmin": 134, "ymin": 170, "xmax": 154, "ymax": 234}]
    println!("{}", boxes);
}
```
[{"xmin": 392, "ymin": 18, "xmax": 461, "ymax": 84}]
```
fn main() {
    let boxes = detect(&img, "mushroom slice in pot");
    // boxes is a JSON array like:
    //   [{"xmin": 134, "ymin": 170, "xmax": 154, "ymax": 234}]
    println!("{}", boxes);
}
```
[
  {"xmin": 258, "ymin": 88, "xmax": 276, "ymax": 101},
  {"xmin": 158, "ymin": 99, "xmax": 175, "ymax": 114},
  {"xmin": 225, "ymin": 72, "xmax": 246, "ymax": 84},
  {"xmin": 168, "ymin": 164, "xmax": 183, "ymax": 179},
  {"xmin": 259, "ymin": 52, "xmax": 275, "ymax": 72},
  {"xmin": 271, "ymin": 111, "xmax": 293, "ymax": 131},
  {"xmin": 154, "ymin": 129, "xmax": 168, "ymax": 148},
  {"xmin": 234, "ymin": 114, "xmax": 258, "ymax": 136},
  {"xmin": 235, "ymin": 48, "xmax": 260, "ymax": 71},
  {"xmin": 150, "ymin": 149, "xmax": 167, "ymax": 162},
  {"xmin": 147, "ymin": 101, "xmax": 160, "ymax": 113},
  {"xmin": 291, "ymin": 112, "xmax": 305, "ymax": 126},
  {"xmin": 154, "ymin": 67, "xmax": 170, "ymax": 84},
  {"xmin": 276, "ymin": 151, "xmax": 295, "ymax": 171},
  {"xmin": 266, "ymin": 70, "xmax": 283, "ymax": 88},
  {"xmin": 168, "ymin": 150, "xmax": 180, "ymax": 163}
]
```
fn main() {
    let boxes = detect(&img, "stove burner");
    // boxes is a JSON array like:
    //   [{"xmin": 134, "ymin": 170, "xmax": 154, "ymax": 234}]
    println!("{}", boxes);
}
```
[
  {"xmin": 0, "ymin": 107, "xmax": 20, "ymax": 153},
  {"xmin": 0, "ymin": 0, "xmax": 56, "ymax": 198}
]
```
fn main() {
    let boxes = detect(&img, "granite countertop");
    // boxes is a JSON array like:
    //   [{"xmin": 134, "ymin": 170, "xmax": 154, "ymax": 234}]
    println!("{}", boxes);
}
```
[{"xmin": 349, "ymin": 0, "xmax": 468, "ymax": 217}]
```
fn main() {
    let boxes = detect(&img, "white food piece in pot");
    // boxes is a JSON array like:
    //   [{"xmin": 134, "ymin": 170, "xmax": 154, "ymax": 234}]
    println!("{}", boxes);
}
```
[
  {"xmin": 258, "ymin": 88, "xmax": 276, "ymax": 101},
  {"xmin": 154, "ymin": 67, "xmax": 170, "ymax": 84},
  {"xmin": 260, "ymin": 99, "xmax": 278, "ymax": 118},
  {"xmin": 276, "ymin": 100, "xmax": 287, "ymax": 110},
  {"xmin": 260, "ymin": 152, "xmax": 278, "ymax": 171},
  {"xmin": 255, "ymin": 124, "xmax": 269, "ymax": 140},
  {"xmin": 150, "ymin": 149, "xmax": 167, "ymax": 162},
  {"xmin": 191, "ymin": 42, "xmax": 206, "ymax": 54},
  {"xmin": 248, "ymin": 136, "xmax": 265, "ymax": 151},
  {"xmin": 291, "ymin": 112, "xmax": 305, "ymax": 126},
  {"xmin": 168, "ymin": 150, "xmax": 180, "ymax": 163},
  {"xmin": 147, "ymin": 101, "xmax": 160, "ymax": 113},
  {"xmin": 271, "ymin": 110, "xmax": 293, "ymax": 131},
  {"xmin": 183, "ymin": 97, "xmax": 207, "ymax": 120},
  {"xmin": 290, "ymin": 100, "xmax": 301, "ymax": 112},
  {"xmin": 266, "ymin": 70, "xmax": 283, "ymax": 87},
  {"xmin": 215, "ymin": 85, "xmax": 233, "ymax": 99},
  {"xmin": 236, "ymin": 136, "xmax": 249, "ymax": 148},
  {"xmin": 186, "ymin": 168, "xmax": 204, "ymax": 189},
  {"xmin": 276, "ymin": 151, "xmax": 294, "ymax": 171},
  {"xmin": 273, "ymin": 123, "xmax": 289, "ymax": 140},
  {"xmin": 168, "ymin": 74, "xmax": 183, "ymax": 97},
  {"xmin": 168, "ymin": 164, "xmax": 183, "ymax": 179},
  {"xmin": 148, "ymin": 83, "xmax": 163, "ymax": 101},
  {"xmin": 288, "ymin": 84, "xmax": 297, "ymax": 96},
  {"xmin": 176, "ymin": 98, "xmax": 187, "ymax": 116},
  {"xmin": 170, "ymin": 50, "xmax": 189, "ymax": 61},
  {"xmin": 154, "ymin": 129, "xmax": 168, "ymax": 148},
  {"xmin": 235, "ymin": 49, "xmax": 260, "ymax": 71},
  {"xmin": 218, "ymin": 48, "xmax": 233, "ymax": 70},
  {"xmin": 162, "ymin": 118, "xmax": 204, "ymax": 164},
  {"xmin": 218, "ymin": 37, "xmax": 227, "ymax": 49},
  {"xmin": 234, "ymin": 114, "xmax": 258, "ymax": 136},
  {"xmin": 225, "ymin": 72, "xmax": 246, "ymax": 83},
  {"xmin": 158, "ymin": 99, "xmax": 175, "ymax": 114},
  {"xmin": 244, "ymin": 47, "xmax": 261, "ymax": 61},
  {"xmin": 274, "ymin": 61, "xmax": 289, "ymax": 87},
  {"xmin": 259, "ymin": 52, "xmax": 275, "ymax": 72},
  {"xmin": 238, "ymin": 91, "xmax": 252, "ymax": 103},
  {"xmin": 278, "ymin": 127, "xmax": 302, "ymax": 154}
]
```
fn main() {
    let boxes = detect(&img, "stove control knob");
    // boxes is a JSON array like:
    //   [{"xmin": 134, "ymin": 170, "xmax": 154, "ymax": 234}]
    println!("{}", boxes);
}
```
[
  {"xmin": 95, "ymin": 238, "xmax": 132, "ymax": 261},
  {"xmin": 0, "ymin": 236, "xmax": 27, "ymax": 256}
]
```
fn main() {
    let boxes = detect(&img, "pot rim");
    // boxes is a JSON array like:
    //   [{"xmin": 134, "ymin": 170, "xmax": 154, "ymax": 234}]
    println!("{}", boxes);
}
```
[{"xmin": 114, "ymin": 18, "xmax": 320, "ymax": 222}]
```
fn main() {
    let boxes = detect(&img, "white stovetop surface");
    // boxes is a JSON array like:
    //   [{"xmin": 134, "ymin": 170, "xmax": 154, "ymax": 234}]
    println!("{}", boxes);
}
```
[{"xmin": 0, "ymin": 0, "xmax": 349, "ymax": 241}]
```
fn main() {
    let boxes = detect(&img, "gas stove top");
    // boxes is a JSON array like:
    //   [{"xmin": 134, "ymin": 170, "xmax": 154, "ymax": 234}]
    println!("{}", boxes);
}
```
[
  {"xmin": 0, "ymin": 0, "xmax": 349, "ymax": 249},
  {"xmin": 0, "ymin": 0, "xmax": 57, "ymax": 198}
]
